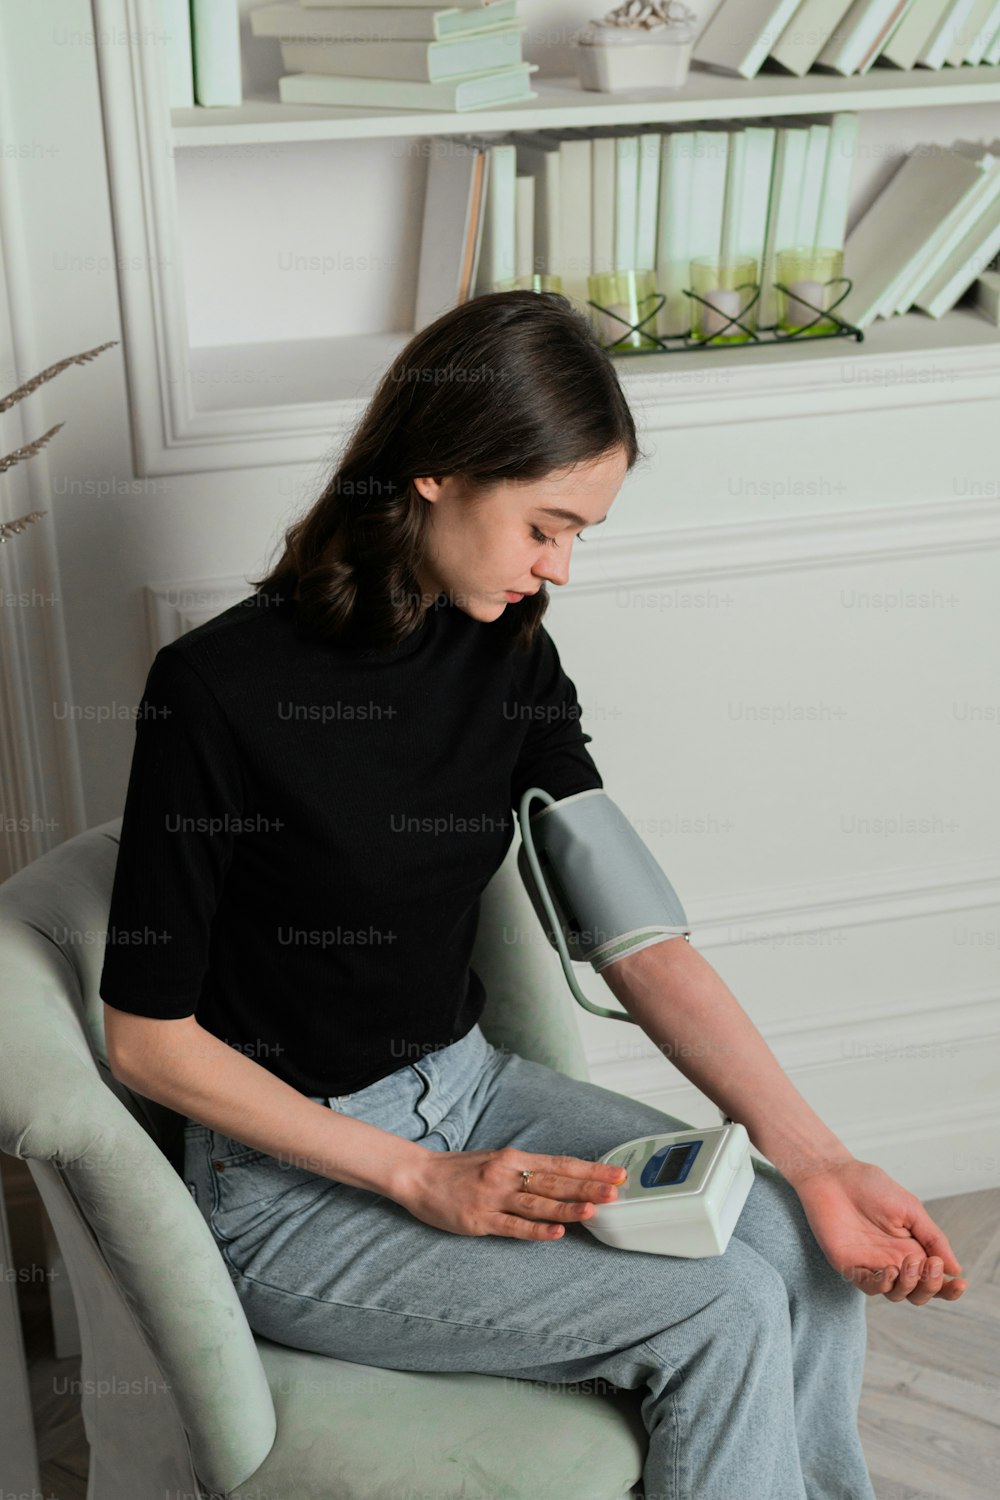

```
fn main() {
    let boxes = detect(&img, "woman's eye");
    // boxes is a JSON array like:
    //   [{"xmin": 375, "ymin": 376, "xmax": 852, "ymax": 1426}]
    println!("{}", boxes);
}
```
[{"xmin": 531, "ymin": 527, "xmax": 557, "ymax": 547}]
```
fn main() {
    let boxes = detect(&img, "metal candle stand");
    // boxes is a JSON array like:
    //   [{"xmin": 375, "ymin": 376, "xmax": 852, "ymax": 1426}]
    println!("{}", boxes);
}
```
[{"xmin": 585, "ymin": 276, "xmax": 863, "ymax": 353}]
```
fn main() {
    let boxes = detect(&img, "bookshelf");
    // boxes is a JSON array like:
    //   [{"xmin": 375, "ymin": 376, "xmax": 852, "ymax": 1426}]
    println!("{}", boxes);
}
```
[
  {"xmin": 170, "ymin": 67, "xmax": 1000, "ymax": 147},
  {"xmin": 91, "ymin": 0, "xmax": 1000, "ymax": 475}
]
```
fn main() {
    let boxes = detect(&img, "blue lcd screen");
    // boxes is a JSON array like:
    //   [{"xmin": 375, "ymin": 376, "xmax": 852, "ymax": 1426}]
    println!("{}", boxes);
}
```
[{"xmin": 641, "ymin": 1140, "xmax": 702, "ymax": 1189}]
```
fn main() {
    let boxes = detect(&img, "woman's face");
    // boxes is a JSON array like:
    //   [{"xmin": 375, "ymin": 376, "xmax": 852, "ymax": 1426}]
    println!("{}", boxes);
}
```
[{"xmin": 412, "ymin": 446, "xmax": 630, "ymax": 621}]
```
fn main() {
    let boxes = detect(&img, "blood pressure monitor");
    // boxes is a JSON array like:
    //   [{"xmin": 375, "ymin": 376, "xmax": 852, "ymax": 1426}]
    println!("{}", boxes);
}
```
[{"xmin": 580, "ymin": 1121, "xmax": 755, "ymax": 1257}]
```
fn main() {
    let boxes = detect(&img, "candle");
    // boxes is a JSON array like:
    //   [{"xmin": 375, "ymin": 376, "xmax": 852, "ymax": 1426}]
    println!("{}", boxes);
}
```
[
  {"xmin": 785, "ymin": 278, "xmax": 827, "ymax": 327},
  {"xmin": 598, "ymin": 301, "xmax": 637, "ymax": 344},
  {"xmin": 699, "ymin": 287, "xmax": 742, "ymax": 338}
]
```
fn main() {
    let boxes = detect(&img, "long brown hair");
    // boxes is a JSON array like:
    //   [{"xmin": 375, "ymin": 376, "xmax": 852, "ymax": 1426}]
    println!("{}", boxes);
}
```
[{"xmin": 251, "ymin": 289, "xmax": 642, "ymax": 654}]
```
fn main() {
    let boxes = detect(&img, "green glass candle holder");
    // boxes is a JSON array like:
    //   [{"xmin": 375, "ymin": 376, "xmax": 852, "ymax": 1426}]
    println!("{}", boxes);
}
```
[
  {"xmin": 688, "ymin": 257, "xmax": 759, "ymax": 344},
  {"xmin": 587, "ymin": 269, "xmax": 661, "ymax": 351},
  {"xmin": 774, "ymin": 247, "xmax": 847, "ymax": 335},
  {"xmin": 494, "ymin": 273, "xmax": 564, "ymax": 293}
]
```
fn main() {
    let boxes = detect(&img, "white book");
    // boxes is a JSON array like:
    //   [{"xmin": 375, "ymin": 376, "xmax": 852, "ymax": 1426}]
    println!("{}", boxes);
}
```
[
  {"xmin": 858, "ymin": 0, "xmax": 920, "ymax": 67},
  {"xmin": 914, "ymin": 183, "xmax": 1000, "ymax": 314},
  {"xmin": 840, "ymin": 144, "xmax": 996, "ymax": 326},
  {"xmin": 759, "ymin": 125, "xmax": 810, "ymax": 326},
  {"xmin": 157, "ymin": 0, "xmax": 194, "ymax": 107},
  {"xmin": 190, "ymin": 0, "xmax": 242, "ymax": 106},
  {"xmin": 769, "ymin": 0, "xmax": 858, "ymax": 76},
  {"xmin": 277, "ymin": 63, "xmax": 537, "ymax": 109},
  {"xmin": 687, "ymin": 127, "xmax": 731, "ymax": 264},
  {"xmin": 515, "ymin": 175, "xmax": 534, "ymax": 278},
  {"xmin": 721, "ymin": 125, "xmax": 775, "ymax": 273},
  {"xmin": 815, "ymin": 112, "xmax": 860, "ymax": 248},
  {"xmin": 515, "ymin": 138, "xmax": 561, "ymax": 277},
  {"xmin": 875, "ymin": 0, "xmax": 950, "ymax": 65},
  {"xmin": 250, "ymin": 2, "xmax": 519, "ymax": 42},
  {"xmin": 655, "ymin": 129, "xmax": 698, "ymax": 336},
  {"xmin": 882, "ymin": 141, "xmax": 999, "ymax": 311},
  {"xmin": 279, "ymin": 28, "xmax": 524, "ymax": 81},
  {"xmin": 970, "ymin": 267, "xmax": 1000, "ymax": 322},
  {"xmin": 591, "ymin": 137, "xmax": 617, "ymax": 277},
  {"xmin": 916, "ymin": 0, "xmax": 980, "ymax": 64},
  {"xmin": 415, "ymin": 138, "xmax": 486, "ymax": 329},
  {"xmin": 635, "ymin": 133, "xmax": 662, "ymax": 272},
  {"xmin": 795, "ymin": 124, "xmax": 831, "ymax": 245},
  {"xmin": 964, "ymin": 0, "xmax": 1000, "ymax": 59},
  {"xmin": 507, "ymin": 131, "xmax": 592, "ymax": 307},
  {"xmin": 693, "ymin": 0, "xmax": 804, "ymax": 78},
  {"xmin": 473, "ymin": 142, "xmax": 516, "ymax": 290},
  {"xmin": 814, "ymin": 0, "xmax": 913, "ymax": 73},
  {"xmin": 613, "ymin": 136, "xmax": 640, "ymax": 271},
  {"xmin": 986, "ymin": 16, "xmax": 1000, "ymax": 55},
  {"xmin": 945, "ymin": 0, "xmax": 1000, "ymax": 58},
  {"xmin": 896, "ymin": 140, "xmax": 1000, "ymax": 308}
]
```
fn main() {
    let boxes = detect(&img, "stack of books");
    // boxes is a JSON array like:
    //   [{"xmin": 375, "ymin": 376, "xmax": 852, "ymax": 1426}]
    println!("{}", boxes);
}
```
[
  {"xmin": 692, "ymin": 0, "xmax": 1000, "ymax": 80},
  {"xmin": 412, "ymin": 117, "xmax": 1000, "ymax": 336},
  {"xmin": 250, "ymin": 0, "xmax": 538, "ymax": 112}
]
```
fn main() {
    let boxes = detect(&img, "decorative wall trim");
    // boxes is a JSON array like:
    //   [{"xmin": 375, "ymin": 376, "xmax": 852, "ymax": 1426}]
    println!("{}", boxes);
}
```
[
  {"xmin": 145, "ymin": 488, "xmax": 1000, "ymax": 654},
  {"xmin": 93, "ymin": 0, "xmax": 1000, "ymax": 476}
]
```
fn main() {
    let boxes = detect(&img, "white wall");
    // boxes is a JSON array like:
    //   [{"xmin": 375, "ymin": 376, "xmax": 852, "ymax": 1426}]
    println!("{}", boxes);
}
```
[{"xmin": 0, "ymin": 0, "xmax": 997, "ymax": 1197}]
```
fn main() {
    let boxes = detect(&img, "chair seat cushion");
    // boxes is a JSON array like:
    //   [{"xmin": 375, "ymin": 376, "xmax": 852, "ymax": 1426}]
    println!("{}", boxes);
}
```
[{"xmin": 228, "ymin": 1337, "xmax": 646, "ymax": 1500}]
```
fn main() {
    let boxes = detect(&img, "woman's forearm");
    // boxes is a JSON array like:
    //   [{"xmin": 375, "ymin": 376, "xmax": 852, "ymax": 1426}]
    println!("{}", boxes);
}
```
[
  {"xmin": 599, "ymin": 940, "xmax": 856, "ymax": 1188},
  {"xmin": 107, "ymin": 1009, "xmax": 426, "ymax": 1199}
]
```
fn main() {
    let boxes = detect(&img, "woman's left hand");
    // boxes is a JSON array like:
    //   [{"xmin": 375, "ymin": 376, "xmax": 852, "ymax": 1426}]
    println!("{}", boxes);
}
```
[{"xmin": 790, "ymin": 1157, "xmax": 969, "ymax": 1305}]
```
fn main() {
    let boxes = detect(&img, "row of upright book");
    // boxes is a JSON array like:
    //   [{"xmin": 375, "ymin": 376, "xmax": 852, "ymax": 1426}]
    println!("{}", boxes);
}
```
[
  {"xmin": 415, "ymin": 118, "xmax": 1000, "ymax": 337},
  {"xmin": 697, "ymin": 0, "xmax": 1000, "ymax": 79}
]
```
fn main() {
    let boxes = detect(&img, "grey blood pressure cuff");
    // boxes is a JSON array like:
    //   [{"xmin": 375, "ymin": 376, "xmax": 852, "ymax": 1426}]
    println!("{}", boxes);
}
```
[{"xmin": 516, "ymin": 788, "xmax": 691, "ymax": 972}]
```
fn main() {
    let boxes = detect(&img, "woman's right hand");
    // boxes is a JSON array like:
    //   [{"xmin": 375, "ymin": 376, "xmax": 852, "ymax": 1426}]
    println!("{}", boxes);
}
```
[{"xmin": 393, "ymin": 1145, "xmax": 628, "ymax": 1241}]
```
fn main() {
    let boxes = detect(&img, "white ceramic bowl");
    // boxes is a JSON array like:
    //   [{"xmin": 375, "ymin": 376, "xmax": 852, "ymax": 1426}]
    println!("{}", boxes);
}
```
[{"xmin": 573, "ymin": 25, "xmax": 694, "ymax": 91}]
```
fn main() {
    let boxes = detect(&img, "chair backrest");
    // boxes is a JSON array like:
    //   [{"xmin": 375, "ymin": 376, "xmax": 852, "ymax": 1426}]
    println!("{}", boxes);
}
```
[{"xmin": 0, "ymin": 817, "xmax": 588, "ymax": 1493}]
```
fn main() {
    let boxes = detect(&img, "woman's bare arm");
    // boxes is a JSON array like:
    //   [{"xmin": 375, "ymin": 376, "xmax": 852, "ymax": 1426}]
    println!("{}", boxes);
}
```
[{"xmin": 103, "ymin": 1004, "xmax": 426, "ymax": 1198}]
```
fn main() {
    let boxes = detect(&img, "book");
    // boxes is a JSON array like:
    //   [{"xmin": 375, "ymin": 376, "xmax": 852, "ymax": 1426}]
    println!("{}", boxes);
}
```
[
  {"xmin": 515, "ymin": 175, "xmax": 534, "ymax": 277},
  {"xmin": 157, "ymin": 0, "xmax": 194, "ymax": 108},
  {"xmin": 896, "ymin": 140, "xmax": 1000, "ymax": 309},
  {"xmin": 473, "ymin": 142, "xmax": 516, "ymax": 291},
  {"xmin": 881, "ymin": 140, "xmax": 1000, "ymax": 311},
  {"xmin": 813, "ymin": 0, "xmax": 914, "ymax": 74},
  {"xmin": 963, "ymin": 0, "xmax": 1000, "ymax": 59},
  {"xmin": 969, "ymin": 267, "xmax": 1000, "ymax": 322},
  {"xmin": 769, "ymin": 0, "xmax": 858, "ymax": 76},
  {"xmin": 591, "ymin": 136, "xmax": 616, "ymax": 277},
  {"xmin": 279, "ymin": 27, "xmax": 525, "ymax": 81},
  {"xmin": 720, "ymin": 125, "xmax": 776, "ymax": 274},
  {"xmin": 501, "ymin": 130, "xmax": 593, "ymax": 308},
  {"xmin": 190, "ymin": 0, "xmax": 242, "ymax": 106},
  {"xmin": 635, "ymin": 132, "xmax": 662, "ymax": 272},
  {"xmin": 945, "ymin": 0, "xmax": 1000, "ymax": 59},
  {"xmin": 916, "ymin": 0, "xmax": 980, "ymax": 65},
  {"xmin": 250, "ymin": 2, "xmax": 519, "ymax": 42},
  {"xmin": 693, "ymin": 0, "xmax": 804, "ymax": 78},
  {"xmin": 758, "ymin": 124, "xmax": 810, "ymax": 325},
  {"xmin": 514, "ymin": 137, "xmax": 561, "ymax": 276},
  {"xmin": 875, "ymin": 0, "xmax": 950, "ymax": 66},
  {"xmin": 815, "ymin": 111, "xmax": 860, "ymax": 247},
  {"xmin": 655, "ymin": 129, "xmax": 698, "ymax": 335},
  {"xmin": 839, "ymin": 143, "xmax": 997, "ymax": 326},
  {"xmin": 277, "ymin": 62, "xmax": 538, "ymax": 110},
  {"xmin": 986, "ymin": 16, "xmax": 1000, "ymax": 55},
  {"xmin": 414, "ymin": 138, "xmax": 486, "ymax": 329},
  {"xmin": 914, "ymin": 182, "xmax": 1000, "ymax": 314},
  {"xmin": 613, "ymin": 136, "xmax": 640, "ymax": 271},
  {"xmin": 795, "ymin": 123, "xmax": 831, "ymax": 243}
]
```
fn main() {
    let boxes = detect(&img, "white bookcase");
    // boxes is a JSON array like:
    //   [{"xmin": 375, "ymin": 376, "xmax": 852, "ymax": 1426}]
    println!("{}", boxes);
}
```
[{"xmin": 92, "ymin": 0, "xmax": 1000, "ymax": 476}]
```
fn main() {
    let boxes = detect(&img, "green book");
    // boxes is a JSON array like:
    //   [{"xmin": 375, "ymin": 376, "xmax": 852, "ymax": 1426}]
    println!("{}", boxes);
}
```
[{"xmin": 277, "ymin": 63, "xmax": 537, "ymax": 112}]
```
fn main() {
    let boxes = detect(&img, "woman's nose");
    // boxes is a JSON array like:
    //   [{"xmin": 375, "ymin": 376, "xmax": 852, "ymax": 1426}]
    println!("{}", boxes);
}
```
[{"xmin": 535, "ymin": 545, "xmax": 572, "ymax": 587}]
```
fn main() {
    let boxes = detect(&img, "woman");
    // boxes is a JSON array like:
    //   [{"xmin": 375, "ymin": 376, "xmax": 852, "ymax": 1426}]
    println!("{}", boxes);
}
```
[{"xmin": 101, "ymin": 291, "xmax": 966, "ymax": 1500}]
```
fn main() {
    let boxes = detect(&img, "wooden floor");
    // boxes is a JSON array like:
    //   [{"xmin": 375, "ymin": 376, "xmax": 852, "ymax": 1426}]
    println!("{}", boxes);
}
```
[{"xmin": 17, "ymin": 1185, "xmax": 1000, "ymax": 1500}]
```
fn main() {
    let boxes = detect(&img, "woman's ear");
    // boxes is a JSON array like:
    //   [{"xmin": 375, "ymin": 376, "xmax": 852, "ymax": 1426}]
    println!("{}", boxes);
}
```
[{"xmin": 412, "ymin": 476, "xmax": 443, "ymax": 502}]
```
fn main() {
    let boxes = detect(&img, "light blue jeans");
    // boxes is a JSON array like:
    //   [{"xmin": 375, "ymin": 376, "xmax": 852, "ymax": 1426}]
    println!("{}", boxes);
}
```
[{"xmin": 183, "ymin": 1021, "xmax": 877, "ymax": 1500}]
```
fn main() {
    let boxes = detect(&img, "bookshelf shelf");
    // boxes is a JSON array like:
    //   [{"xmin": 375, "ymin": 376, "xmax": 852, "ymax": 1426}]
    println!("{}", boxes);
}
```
[
  {"xmin": 170, "ymin": 67, "xmax": 1000, "ymax": 147},
  {"xmin": 183, "ymin": 304, "xmax": 1000, "ymax": 429}
]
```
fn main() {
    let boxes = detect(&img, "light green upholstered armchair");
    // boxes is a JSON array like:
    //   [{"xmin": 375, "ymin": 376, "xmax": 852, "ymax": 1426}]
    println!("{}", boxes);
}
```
[{"xmin": 0, "ymin": 819, "xmax": 647, "ymax": 1500}]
